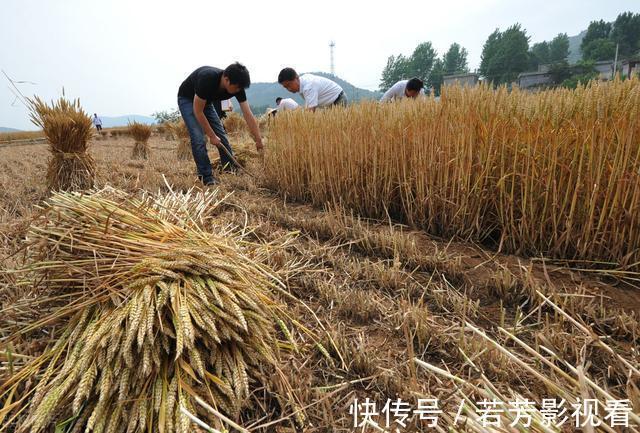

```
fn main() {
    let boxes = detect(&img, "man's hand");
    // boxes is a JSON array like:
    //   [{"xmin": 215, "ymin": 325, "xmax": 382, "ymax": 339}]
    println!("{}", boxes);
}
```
[
  {"xmin": 208, "ymin": 134, "xmax": 222, "ymax": 148},
  {"xmin": 239, "ymin": 101, "xmax": 265, "ymax": 153}
]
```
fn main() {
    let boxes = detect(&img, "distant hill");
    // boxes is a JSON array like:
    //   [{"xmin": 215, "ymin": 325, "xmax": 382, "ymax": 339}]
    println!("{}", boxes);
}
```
[
  {"xmin": 1, "ymin": 116, "xmax": 155, "ymax": 132},
  {"xmin": 232, "ymin": 72, "xmax": 381, "ymax": 113},
  {"xmin": 313, "ymin": 72, "xmax": 381, "ymax": 101},
  {"xmin": 568, "ymin": 30, "xmax": 586, "ymax": 64},
  {"xmin": 0, "ymin": 127, "xmax": 22, "ymax": 132},
  {"xmin": 99, "ymin": 115, "xmax": 155, "ymax": 128}
]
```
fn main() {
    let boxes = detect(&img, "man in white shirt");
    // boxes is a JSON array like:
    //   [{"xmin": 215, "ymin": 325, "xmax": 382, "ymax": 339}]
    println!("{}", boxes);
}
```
[
  {"xmin": 92, "ymin": 113, "xmax": 103, "ymax": 131},
  {"xmin": 221, "ymin": 99, "xmax": 233, "ymax": 113},
  {"xmin": 380, "ymin": 78, "xmax": 425, "ymax": 102},
  {"xmin": 277, "ymin": 68, "xmax": 347, "ymax": 111},
  {"xmin": 276, "ymin": 97, "xmax": 299, "ymax": 112}
]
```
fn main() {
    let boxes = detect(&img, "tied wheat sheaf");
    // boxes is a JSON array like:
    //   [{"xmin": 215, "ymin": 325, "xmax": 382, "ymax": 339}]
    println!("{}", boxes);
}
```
[
  {"xmin": 222, "ymin": 112, "xmax": 246, "ymax": 135},
  {"xmin": 266, "ymin": 77, "xmax": 640, "ymax": 272},
  {"xmin": 166, "ymin": 120, "xmax": 192, "ymax": 160},
  {"xmin": 28, "ymin": 97, "xmax": 95, "ymax": 191},
  {"xmin": 128, "ymin": 121, "xmax": 152, "ymax": 159},
  {"xmin": 4, "ymin": 187, "xmax": 296, "ymax": 433}
]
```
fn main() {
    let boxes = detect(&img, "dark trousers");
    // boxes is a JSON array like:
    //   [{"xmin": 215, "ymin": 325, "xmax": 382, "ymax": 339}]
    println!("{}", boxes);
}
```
[
  {"xmin": 178, "ymin": 96, "xmax": 234, "ymax": 183},
  {"xmin": 333, "ymin": 91, "xmax": 348, "ymax": 106}
]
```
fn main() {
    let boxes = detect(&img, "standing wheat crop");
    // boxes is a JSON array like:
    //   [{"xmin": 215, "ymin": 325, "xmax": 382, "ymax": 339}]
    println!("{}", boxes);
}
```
[{"xmin": 266, "ymin": 78, "xmax": 640, "ymax": 271}]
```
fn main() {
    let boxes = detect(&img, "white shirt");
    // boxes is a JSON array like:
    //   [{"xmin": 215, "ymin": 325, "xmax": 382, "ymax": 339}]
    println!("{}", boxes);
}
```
[
  {"xmin": 380, "ymin": 80, "xmax": 424, "ymax": 102},
  {"xmin": 277, "ymin": 98, "xmax": 299, "ymax": 111},
  {"xmin": 93, "ymin": 116, "xmax": 102, "ymax": 126},
  {"xmin": 221, "ymin": 99, "xmax": 232, "ymax": 111},
  {"xmin": 299, "ymin": 74, "xmax": 343, "ymax": 108}
]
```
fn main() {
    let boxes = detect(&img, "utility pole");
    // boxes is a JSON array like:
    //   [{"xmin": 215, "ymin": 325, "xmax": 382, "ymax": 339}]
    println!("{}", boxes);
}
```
[
  {"xmin": 613, "ymin": 43, "xmax": 619, "ymax": 79},
  {"xmin": 329, "ymin": 41, "xmax": 335, "ymax": 76}
]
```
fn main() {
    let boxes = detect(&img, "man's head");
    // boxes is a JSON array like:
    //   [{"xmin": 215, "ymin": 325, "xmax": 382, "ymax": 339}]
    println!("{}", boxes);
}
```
[
  {"xmin": 278, "ymin": 68, "xmax": 300, "ymax": 93},
  {"xmin": 222, "ymin": 62, "xmax": 251, "ymax": 94},
  {"xmin": 404, "ymin": 78, "xmax": 424, "ymax": 98},
  {"xmin": 276, "ymin": 97, "xmax": 283, "ymax": 105},
  {"xmin": 93, "ymin": 113, "xmax": 97, "ymax": 117}
]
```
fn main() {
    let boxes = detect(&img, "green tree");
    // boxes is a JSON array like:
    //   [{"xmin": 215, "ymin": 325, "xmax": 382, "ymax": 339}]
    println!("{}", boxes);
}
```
[
  {"xmin": 581, "ymin": 20, "xmax": 613, "ymax": 61},
  {"xmin": 480, "ymin": 29, "xmax": 501, "ymax": 79},
  {"xmin": 480, "ymin": 24, "xmax": 530, "ymax": 85},
  {"xmin": 529, "ymin": 41, "xmax": 550, "ymax": 69},
  {"xmin": 443, "ymin": 43, "xmax": 469, "ymax": 75},
  {"xmin": 498, "ymin": 25, "xmax": 531, "ymax": 83},
  {"xmin": 428, "ymin": 58, "xmax": 445, "ymax": 96},
  {"xmin": 379, "ymin": 54, "xmax": 411, "ymax": 91},
  {"xmin": 583, "ymin": 38, "xmax": 616, "ymax": 61},
  {"xmin": 408, "ymin": 42, "xmax": 437, "ymax": 82},
  {"xmin": 549, "ymin": 33, "xmax": 570, "ymax": 62},
  {"xmin": 152, "ymin": 109, "xmax": 180, "ymax": 124},
  {"xmin": 610, "ymin": 12, "xmax": 640, "ymax": 58},
  {"xmin": 581, "ymin": 20, "xmax": 613, "ymax": 52},
  {"xmin": 548, "ymin": 61, "xmax": 572, "ymax": 84},
  {"xmin": 561, "ymin": 61, "xmax": 598, "ymax": 88}
]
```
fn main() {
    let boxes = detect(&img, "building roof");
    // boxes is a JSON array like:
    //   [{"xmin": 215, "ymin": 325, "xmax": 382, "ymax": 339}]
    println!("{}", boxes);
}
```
[
  {"xmin": 443, "ymin": 73, "xmax": 479, "ymax": 79},
  {"xmin": 517, "ymin": 71, "xmax": 551, "ymax": 78}
]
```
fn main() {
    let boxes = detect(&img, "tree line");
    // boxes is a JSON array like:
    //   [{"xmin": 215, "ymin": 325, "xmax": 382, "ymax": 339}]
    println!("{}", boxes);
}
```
[
  {"xmin": 380, "ymin": 11, "xmax": 640, "ymax": 93},
  {"xmin": 380, "ymin": 42, "xmax": 469, "ymax": 95}
]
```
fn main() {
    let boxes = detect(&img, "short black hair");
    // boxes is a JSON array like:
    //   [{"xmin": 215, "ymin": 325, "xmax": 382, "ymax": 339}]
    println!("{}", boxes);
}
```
[
  {"xmin": 276, "ymin": 97, "xmax": 283, "ymax": 104},
  {"xmin": 406, "ymin": 78, "xmax": 424, "ymax": 92},
  {"xmin": 278, "ymin": 67, "xmax": 298, "ymax": 84},
  {"xmin": 224, "ymin": 62, "xmax": 251, "ymax": 88}
]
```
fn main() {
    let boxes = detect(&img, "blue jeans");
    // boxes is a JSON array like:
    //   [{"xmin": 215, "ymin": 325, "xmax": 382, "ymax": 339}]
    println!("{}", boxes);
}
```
[{"xmin": 177, "ymin": 96, "xmax": 234, "ymax": 182}]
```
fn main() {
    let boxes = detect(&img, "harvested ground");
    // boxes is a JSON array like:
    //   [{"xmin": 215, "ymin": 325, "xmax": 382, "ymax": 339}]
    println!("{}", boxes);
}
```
[{"xmin": 1, "ymin": 133, "xmax": 639, "ymax": 432}]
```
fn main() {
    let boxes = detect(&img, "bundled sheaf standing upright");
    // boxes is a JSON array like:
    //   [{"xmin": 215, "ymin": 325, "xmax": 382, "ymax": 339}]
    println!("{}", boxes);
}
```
[
  {"xmin": 128, "ymin": 121, "xmax": 152, "ymax": 159},
  {"xmin": 5, "ymin": 187, "xmax": 293, "ymax": 433},
  {"xmin": 166, "ymin": 120, "xmax": 192, "ymax": 160},
  {"xmin": 28, "ymin": 97, "xmax": 95, "ymax": 191}
]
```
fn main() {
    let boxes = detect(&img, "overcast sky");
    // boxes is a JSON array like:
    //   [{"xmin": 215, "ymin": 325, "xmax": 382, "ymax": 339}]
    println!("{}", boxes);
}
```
[{"xmin": 1, "ymin": 0, "xmax": 638, "ymax": 130}]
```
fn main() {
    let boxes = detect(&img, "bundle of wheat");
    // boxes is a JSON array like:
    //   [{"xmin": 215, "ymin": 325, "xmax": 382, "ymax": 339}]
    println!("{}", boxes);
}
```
[
  {"xmin": 222, "ymin": 112, "xmax": 246, "ymax": 135},
  {"xmin": 4, "ymin": 187, "xmax": 294, "ymax": 433},
  {"xmin": 212, "ymin": 147, "xmax": 258, "ymax": 171},
  {"xmin": 128, "ymin": 122, "xmax": 152, "ymax": 159},
  {"xmin": 28, "ymin": 97, "xmax": 95, "ymax": 191},
  {"xmin": 166, "ymin": 120, "xmax": 192, "ymax": 160},
  {"xmin": 257, "ymin": 113, "xmax": 271, "ymax": 134}
]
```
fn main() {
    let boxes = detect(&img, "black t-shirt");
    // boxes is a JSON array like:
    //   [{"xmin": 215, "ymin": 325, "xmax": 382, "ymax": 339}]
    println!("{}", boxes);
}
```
[{"xmin": 177, "ymin": 66, "xmax": 247, "ymax": 103}]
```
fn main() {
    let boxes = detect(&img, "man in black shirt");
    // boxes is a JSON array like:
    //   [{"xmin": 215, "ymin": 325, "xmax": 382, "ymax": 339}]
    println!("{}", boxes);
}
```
[{"xmin": 177, "ymin": 62, "xmax": 264, "ymax": 185}]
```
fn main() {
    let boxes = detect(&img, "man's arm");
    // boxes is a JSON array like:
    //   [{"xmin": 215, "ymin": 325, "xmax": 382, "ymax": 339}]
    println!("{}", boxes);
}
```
[
  {"xmin": 193, "ymin": 96, "xmax": 221, "ymax": 147},
  {"xmin": 302, "ymin": 87, "xmax": 318, "ymax": 111},
  {"xmin": 381, "ymin": 81, "xmax": 400, "ymax": 102},
  {"xmin": 239, "ymin": 101, "xmax": 264, "ymax": 151},
  {"xmin": 380, "ymin": 87, "xmax": 394, "ymax": 102}
]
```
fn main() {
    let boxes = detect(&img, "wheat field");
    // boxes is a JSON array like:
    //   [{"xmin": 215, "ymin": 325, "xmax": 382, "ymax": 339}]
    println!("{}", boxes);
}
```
[
  {"xmin": 266, "ymin": 78, "xmax": 640, "ymax": 272},
  {"xmin": 0, "ymin": 89, "xmax": 639, "ymax": 432}
]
